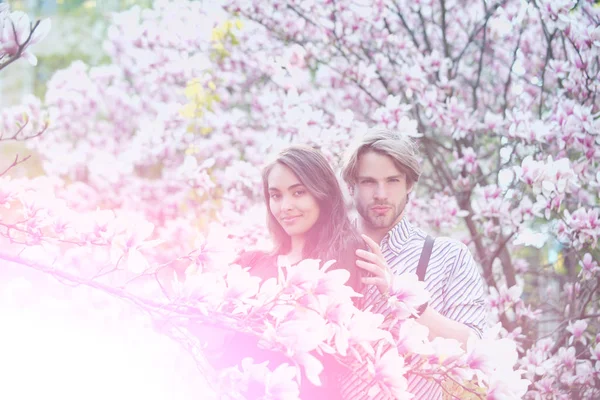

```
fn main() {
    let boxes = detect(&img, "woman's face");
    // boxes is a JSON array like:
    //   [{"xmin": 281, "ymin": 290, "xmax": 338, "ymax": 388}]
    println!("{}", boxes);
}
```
[{"xmin": 267, "ymin": 163, "xmax": 321, "ymax": 239}]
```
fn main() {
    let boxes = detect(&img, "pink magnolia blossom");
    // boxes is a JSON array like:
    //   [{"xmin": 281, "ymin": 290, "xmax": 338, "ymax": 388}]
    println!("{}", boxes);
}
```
[
  {"xmin": 485, "ymin": 368, "xmax": 530, "ymax": 400},
  {"xmin": 386, "ymin": 272, "xmax": 430, "ymax": 320},
  {"xmin": 0, "ymin": 8, "xmax": 50, "ymax": 65},
  {"xmin": 567, "ymin": 320, "xmax": 589, "ymax": 345},
  {"xmin": 366, "ymin": 344, "xmax": 411, "ymax": 399},
  {"xmin": 345, "ymin": 309, "xmax": 393, "ymax": 359},
  {"xmin": 395, "ymin": 319, "xmax": 434, "ymax": 356},
  {"xmin": 226, "ymin": 358, "xmax": 300, "ymax": 400},
  {"xmin": 109, "ymin": 218, "xmax": 162, "ymax": 274},
  {"xmin": 224, "ymin": 264, "xmax": 261, "ymax": 305}
]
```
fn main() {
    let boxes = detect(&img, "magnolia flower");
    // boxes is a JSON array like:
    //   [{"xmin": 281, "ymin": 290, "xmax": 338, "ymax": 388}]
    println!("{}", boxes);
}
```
[
  {"xmin": 428, "ymin": 336, "xmax": 464, "ymax": 366},
  {"xmin": 464, "ymin": 335, "xmax": 519, "ymax": 384},
  {"xmin": 324, "ymin": 302, "xmax": 355, "ymax": 356},
  {"xmin": 395, "ymin": 319, "xmax": 434, "ymax": 356},
  {"xmin": 232, "ymin": 358, "xmax": 301, "ymax": 400},
  {"xmin": 386, "ymin": 273, "xmax": 430, "ymax": 320},
  {"xmin": 189, "ymin": 223, "xmax": 238, "ymax": 272},
  {"xmin": 366, "ymin": 344, "xmax": 411, "ymax": 399},
  {"xmin": 563, "ymin": 207, "xmax": 600, "ymax": 249},
  {"xmin": 517, "ymin": 156, "xmax": 578, "ymax": 200},
  {"xmin": 557, "ymin": 347, "xmax": 577, "ymax": 370},
  {"xmin": 485, "ymin": 368, "xmax": 530, "ymax": 400},
  {"xmin": 265, "ymin": 362, "xmax": 302, "ymax": 400},
  {"xmin": 282, "ymin": 258, "xmax": 325, "ymax": 291},
  {"xmin": 0, "ymin": 9, "xmax": 51, "ymax": 65},
  {"xmin": 179, "ymin": 270, "xmax": 226, "ymax": 312},
  {"xmin": 110, "ymin": 218, "xmax": 162, "ymax": 274},
  {"xmin": 224, "ymin": 264, "xmax": 261, "ymax": 304},
  {"xmin": 487, "ymin": 284, "xmax": 523, "ymax": 315},
  {"xmin": 268, "ymin": 309, "xmax": 329, "ymax": 355},
  {"xmin": 293, "ymin": 352, "xmax": 324, "ymax": 387},
  {"xmin": 567, "ymin": 320, "xmax": 589, "ymax": 345},
  {"xmin": 532, "ymin": 375, "xmax": 557, "ymax": 397},
  {"xmin": 539, "ymin": 0, "xmax": 575, "ymax": 30},
  {"xmin": 346, "ymin": 309, "xmax": 393, "ymax": 358}
]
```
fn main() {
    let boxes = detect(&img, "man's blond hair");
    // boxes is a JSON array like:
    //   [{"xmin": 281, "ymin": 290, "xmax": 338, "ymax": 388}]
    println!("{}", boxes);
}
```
[{"xmin": 341, "ymin": 128, "xmax": 422, "ymax": 186}]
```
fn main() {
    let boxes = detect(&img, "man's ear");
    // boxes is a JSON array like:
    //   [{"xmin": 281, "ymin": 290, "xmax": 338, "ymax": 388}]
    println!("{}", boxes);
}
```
[
  {"xmin": 348, "ymin": 185, "xmax": 354, "ymax": 196},
  {"xmin": 407, "ymin": 181, "xmax": 415, "ymax": 194}
]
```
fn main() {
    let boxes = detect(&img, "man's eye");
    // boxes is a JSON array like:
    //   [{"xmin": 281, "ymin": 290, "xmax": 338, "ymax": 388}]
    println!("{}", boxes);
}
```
[
  {"xmin": 389, "ymin": 178, "xmax": 400, "ymax": 183},
  {"xmin": 360, "ymin": 180, "xmax": 374, "ymax": 185}
]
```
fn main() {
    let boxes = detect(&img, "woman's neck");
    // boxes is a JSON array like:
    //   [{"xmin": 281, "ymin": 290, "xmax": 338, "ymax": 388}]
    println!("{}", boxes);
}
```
[{"xmin": 285, "ymin": 235, "xmax": 305, "ymax": 264}]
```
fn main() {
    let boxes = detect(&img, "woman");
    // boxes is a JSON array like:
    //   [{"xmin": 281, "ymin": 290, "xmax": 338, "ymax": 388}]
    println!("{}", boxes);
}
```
[
  {"xmin": 242, "ymin": 145, "xmax": 364, "ymax": 288},
  {"xmin": 207, "ymin": 145, "xmax": 365, "ymax": 399}
]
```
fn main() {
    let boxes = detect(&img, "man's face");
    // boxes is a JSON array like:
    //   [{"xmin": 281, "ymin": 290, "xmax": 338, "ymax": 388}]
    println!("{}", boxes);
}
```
[{"xmin": 352, "ymin": 151, "xmax": 413, "ymax": 231}]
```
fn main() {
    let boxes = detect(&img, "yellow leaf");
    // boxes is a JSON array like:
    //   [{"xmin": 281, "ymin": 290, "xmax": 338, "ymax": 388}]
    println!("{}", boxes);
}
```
[
  {"xmin": 184, "ymin": 80, "xmax": 202, "ymax": 99},
  {"xmin": 211, "ymin": 27, "xmax": 224, "ymax": 42},
  {"xmin": 185, "ymin": 145, "xmax": 199, "ymax": 155},
  {"xmin": 179, "ymin": 103, "xmax": 197, "ymax": 118}
]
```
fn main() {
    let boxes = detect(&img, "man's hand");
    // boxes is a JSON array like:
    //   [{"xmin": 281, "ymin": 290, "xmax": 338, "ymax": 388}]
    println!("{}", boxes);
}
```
[{"xmin": 355, "ymin": 234, "xmax": 393, "ymax": 296}]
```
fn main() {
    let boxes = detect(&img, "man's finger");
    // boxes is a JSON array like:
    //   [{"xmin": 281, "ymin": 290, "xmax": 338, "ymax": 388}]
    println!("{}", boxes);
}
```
[
  {"xmin": 355, "ymin": 248, "xmax": 380, "ymax": 263},
  {"xmin": 361, "ymin": 277, "xmax": 387, "ymax": 286},
  {"xmin": 355, "ymin": 260, "xmax": 381, "ymax": 276},
  {"xmin": 361, "ymin": 234, "xmax": 384, "ymax": 257}
]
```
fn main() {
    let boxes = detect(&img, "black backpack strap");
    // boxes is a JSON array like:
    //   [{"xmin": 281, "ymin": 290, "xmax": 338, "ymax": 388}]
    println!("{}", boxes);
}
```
[{"xmin": 416, "ymin": 235, "xmax": 435, "ymax": 281}]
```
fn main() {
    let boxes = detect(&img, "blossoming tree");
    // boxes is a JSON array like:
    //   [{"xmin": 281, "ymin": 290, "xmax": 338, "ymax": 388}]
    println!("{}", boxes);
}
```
[{"xmin": 0, "ymin": 0, "xmax": 598, "ymax": 398}]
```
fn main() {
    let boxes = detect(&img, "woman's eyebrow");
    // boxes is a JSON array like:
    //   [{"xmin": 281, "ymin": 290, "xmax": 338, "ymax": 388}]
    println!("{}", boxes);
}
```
[{"xmin": 268, "ymin": 183, "xmax": 303, "ymax": 192}]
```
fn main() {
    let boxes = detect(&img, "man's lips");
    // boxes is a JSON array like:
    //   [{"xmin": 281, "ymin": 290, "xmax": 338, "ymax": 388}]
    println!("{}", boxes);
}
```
[{"xmin": 371, "ymin": 206, "xmax": 391, "ymax": 212}]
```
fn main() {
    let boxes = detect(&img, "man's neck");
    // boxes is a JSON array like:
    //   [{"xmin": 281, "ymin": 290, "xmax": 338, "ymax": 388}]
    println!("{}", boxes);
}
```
[
  {"xmin": 358, "ymin": 220, "xmax": 388, "ymax": 245},
  {"xmin": 358, "ymin": 214, "xmax": 405, "ymax": 245}
]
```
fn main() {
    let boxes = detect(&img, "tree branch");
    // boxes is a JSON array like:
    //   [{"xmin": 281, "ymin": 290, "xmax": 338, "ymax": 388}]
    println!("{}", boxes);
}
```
[
  {"xmin": 503, "ymin": 27, "xmax": 524, "ymax": 117},
  {"xmin": 439, "ymin": 0, "xmax": 451, "ymax": 59},
  {"xmin": 472, "ymin": 0, "xmax": 489, "ymax": 110},
  {"xmin": 0, "ymin": 154, "xmax": 31, "ymax": 177},
  {"xmin": 417, "ymin": 10, "xmax": 432, "ymax": 53},
  {"xmin": 0, "ymin": 20, "xmax": 41, "ymax": 72},
  {"xmin": 451, "ymin": 1, "xmax": 505, "ymax": 75},
  {"xmin": 389, "ymin": 1, "xmax": 421, "ymax": 50}
]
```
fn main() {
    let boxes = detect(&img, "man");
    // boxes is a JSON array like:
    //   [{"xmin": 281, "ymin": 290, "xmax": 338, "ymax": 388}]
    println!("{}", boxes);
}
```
[{"xmin": 339, "ymin": 128, "xmax": 487, "ymax": 400}]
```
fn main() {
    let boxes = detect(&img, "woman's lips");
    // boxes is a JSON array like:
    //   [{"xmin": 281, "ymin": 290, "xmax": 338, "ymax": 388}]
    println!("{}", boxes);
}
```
[{"xmin": 281, "ymin": 215, "xmax": 301, "ymax": 224}]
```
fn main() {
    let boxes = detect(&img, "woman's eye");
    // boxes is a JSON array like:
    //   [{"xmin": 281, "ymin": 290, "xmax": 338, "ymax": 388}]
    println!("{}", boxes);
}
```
[
  {"xmin": 270, "ymin": 193, "xmax": 281, "ymax": 200},
  {"xmin": 360, "ymin": 180, "xmax": 374, "ymax": 185},
  {"xmin": 293, "ymin": 190, "xmax": 305, "ymax": 197}
]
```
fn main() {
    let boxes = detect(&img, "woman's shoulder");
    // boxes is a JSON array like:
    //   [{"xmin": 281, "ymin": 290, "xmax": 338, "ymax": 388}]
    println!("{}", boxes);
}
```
[
  {"xmin": 235, "ymin": 249, "xmax": 273, "ymax": 267},
  {"xmin": 235, "ymin": 249, "xmax": 280, "ymax": 280}
]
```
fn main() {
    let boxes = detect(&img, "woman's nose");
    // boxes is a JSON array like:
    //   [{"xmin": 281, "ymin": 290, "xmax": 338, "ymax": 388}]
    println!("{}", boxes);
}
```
[{"xmin": 281, "ymin": 196, "xmax": 294, "ymax": 211}]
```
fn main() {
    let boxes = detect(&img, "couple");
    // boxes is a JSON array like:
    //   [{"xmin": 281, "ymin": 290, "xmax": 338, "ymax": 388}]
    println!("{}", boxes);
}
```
[{"xmin": 214, "ymin": 129, "xmax": 487, "ymax": 400}]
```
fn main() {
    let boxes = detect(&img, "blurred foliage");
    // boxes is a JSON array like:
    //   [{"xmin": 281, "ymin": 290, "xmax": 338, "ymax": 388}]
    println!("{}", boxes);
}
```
[
  {"xmin": 5, "ymin": 0, "xmax": 152, "ymax": 100},
  {"xmin": 210, "ymin": 18, "xmax": 243, "ymax": 61}
]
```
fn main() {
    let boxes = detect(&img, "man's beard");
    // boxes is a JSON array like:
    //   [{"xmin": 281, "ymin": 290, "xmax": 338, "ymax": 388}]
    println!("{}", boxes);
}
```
[{"xmin": 356, "ymin": 197, "xmax": 407, "ymax": 230}]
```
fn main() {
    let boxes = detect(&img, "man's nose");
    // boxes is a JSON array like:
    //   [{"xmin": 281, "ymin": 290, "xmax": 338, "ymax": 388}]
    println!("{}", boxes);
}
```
[{"xmin": 374, "ymin": 183, "xmax": 387, "ymax": 200}]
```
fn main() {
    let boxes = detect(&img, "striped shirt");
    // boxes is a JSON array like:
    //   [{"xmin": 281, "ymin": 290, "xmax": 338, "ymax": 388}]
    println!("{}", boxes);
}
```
[{"xmin": 340, "ymin": 218, "xmax": 487, "ymax": 400}]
